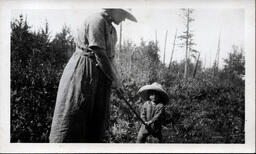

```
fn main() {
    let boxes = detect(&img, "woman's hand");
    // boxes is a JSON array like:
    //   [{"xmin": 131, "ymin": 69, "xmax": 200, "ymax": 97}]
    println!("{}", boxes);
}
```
[{"xmin": 112, "ymin": 78, "xmax": 124, "ymax": 94}]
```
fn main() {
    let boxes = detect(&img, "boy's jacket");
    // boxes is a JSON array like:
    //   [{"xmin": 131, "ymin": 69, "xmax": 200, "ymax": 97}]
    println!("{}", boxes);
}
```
[{"xmin": 140, "ymin": 101, "xmax": 166, "ymax": 132}]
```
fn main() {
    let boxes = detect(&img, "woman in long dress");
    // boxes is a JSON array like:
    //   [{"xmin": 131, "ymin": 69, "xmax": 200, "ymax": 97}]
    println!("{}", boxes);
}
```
[{"xmin": 49, "ymin": 9, "xmax": 137, "ymax": 143}]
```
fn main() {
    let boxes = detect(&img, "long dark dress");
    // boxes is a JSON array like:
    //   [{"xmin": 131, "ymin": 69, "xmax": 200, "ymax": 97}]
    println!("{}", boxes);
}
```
[{"xmin": 49, "ymin": 11, "xmax": 117, "ymax": 143}]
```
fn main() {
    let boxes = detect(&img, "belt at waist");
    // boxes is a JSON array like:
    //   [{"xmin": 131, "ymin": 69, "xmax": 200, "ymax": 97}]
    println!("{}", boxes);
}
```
[
  {"xmin": 76, "ymin": 46, "xmax": 95, "ymax": 59},
  {"xmin": 76, "ymin": 45, "xmax": 113, "ymax": 82}
]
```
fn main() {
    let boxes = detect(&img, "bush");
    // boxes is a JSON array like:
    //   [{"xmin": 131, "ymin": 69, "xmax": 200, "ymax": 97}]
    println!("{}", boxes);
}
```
[{"xmin": 11, "ymin": 15, "xmax": 74, "ymax": 142}]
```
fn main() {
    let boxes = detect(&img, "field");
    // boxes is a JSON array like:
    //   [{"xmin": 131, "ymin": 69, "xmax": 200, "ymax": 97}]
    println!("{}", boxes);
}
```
[{"xmin": 11, "ymin": 15, "xmax": 245, "ymax": 143}]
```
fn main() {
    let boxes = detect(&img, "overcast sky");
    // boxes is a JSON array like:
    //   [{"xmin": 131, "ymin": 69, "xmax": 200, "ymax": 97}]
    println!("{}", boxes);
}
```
[{"xmin": 11, "ymin": 9, "xmax": 244, "ymax": 68}]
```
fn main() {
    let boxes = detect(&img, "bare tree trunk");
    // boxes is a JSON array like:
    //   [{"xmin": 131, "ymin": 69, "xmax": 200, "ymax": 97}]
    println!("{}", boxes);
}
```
[
  {"xmin": 163, "ymin": 30, "xmax": 168, "ymax": 64},
  {"xmin": 169, "ymin": 29, "xmax": 177, "ymax": 67},
  {"xmin": 193, "ymin": 52, "xmax": 200, "ymax": 78},
  {"xmin": 203, "ymin": 53, "xmax": 206, "ymax": 70},
  {"xmin": 155, "ymin": 30, "xmax": 158, "ymax": 48},
  {"xmin": 184, "ymin": 11, "xmax": 190, "ymax": 79},
  {"xmin": 129, "ymin": 51, "xmax": 132, "ymax": 75},
  {"xmin": 209, "ymin": 52, "xmax": 212, "ymax": 68},
  {"xmin": 214, "ymin": 33, "xmax": 221, "ymax": 74},
  {"xmin": 179, "ymin": 8, "xmax": 195, "ymax": 78}
]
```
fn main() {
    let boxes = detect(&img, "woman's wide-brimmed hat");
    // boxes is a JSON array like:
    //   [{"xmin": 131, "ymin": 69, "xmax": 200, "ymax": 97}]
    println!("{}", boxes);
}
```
[
  {"xmin": 104, "ymin": 8, "xmax": 137, "ymax": 22},
  {"xmin": 138, "ymin": 82, "xmax": 169, "ymax": 104}
]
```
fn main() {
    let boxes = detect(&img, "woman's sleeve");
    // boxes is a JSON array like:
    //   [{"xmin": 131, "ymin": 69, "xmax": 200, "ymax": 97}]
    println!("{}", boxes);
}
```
[{"xmin": 85, "ymin": 16, "xmax": 114, "ymax": 81}]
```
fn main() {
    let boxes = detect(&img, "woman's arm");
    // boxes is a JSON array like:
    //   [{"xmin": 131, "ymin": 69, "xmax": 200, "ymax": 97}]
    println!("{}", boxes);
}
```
[{"xmin": 110, "ymin": 59, "xmax": 123, "ymax": 90}]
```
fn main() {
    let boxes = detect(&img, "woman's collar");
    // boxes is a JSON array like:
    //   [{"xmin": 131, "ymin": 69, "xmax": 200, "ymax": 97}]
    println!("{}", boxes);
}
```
[{"xmin": 101, "ymin": 11, "xmax": 113, "ymax": 25}]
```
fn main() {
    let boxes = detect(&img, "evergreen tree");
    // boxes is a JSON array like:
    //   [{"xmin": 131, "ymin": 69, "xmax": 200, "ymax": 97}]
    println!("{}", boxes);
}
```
[
  {"xmin": 178, "ymin": 9, "xmax": 196, "ymax": 78},
  {"xmin": 51, "ymin": 25, "xmax": 75, "ymax": 68}
]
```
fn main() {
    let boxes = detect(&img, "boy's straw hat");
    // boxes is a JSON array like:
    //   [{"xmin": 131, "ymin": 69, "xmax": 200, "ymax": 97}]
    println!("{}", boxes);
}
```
[{"xmin": 138, "ymin": 82, "xmax": 169, "ymax": 104}]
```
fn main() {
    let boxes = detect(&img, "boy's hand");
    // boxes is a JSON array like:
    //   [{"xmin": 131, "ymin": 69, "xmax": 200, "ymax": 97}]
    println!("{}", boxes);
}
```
[
  {"xmin": 145, "ymin": 121, "xmax": 152, "ymax": 125},
  {"xmin": 145, "ymin": 121, "xmax": 153, "ymax": 128}
]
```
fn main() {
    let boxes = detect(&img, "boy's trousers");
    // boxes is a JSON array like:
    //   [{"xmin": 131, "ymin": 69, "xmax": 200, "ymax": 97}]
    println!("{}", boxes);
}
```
[{"xmin": 136, "ymin": 125, "xmax": 162, "ymax": 143}]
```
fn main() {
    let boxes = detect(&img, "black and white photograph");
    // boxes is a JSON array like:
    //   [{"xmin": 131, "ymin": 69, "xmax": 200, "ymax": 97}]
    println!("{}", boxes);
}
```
[{"xmin": 0, "ymin": 0, "xmax": 255, "ymax": 153}]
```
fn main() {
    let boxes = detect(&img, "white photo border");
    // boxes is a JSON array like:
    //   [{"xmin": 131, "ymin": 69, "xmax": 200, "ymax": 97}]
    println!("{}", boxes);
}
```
[{"xmin": 0, "ymin": 0, "xmax": 255, "ymax": 153}]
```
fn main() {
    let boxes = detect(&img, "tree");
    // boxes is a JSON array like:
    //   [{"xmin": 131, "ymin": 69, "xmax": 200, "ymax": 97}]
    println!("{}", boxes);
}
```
[
  {"xmin": 213, "ymin": 34, "xmax": 221, "ymax": 74},
  {"xmin": 11, "ymin": 14, "xmax": 33, "ymax": 65},
  {"xmin": 192, "ymin": 50, "xmax": 201, "ymax": 78},
  {"xmin": 222, "ymin": 45, "xmax": 245, "ymax": 80},
  {"xmin": 178, "ymin": 9, "xmax": 196, "ymax": 79},
  {"xmin": 51, "ymin": 25, "xmax": 75, "ymax": 68},
  {"xmin": 169, "ymin": 29, "xmax": 178, "ymax": 68},
  {"xmin": 117, "ymin": 40, "xmax": 161, "ymax": 84},
  {"xmin": 11, "ymin": 15, "xmax": 75, "ymax": 142}
]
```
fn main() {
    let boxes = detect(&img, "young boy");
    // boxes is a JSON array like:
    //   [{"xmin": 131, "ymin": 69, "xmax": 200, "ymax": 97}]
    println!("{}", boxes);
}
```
[{"xmin": 136, "ymin": 82, "xmax": 169, "ymax": 143}]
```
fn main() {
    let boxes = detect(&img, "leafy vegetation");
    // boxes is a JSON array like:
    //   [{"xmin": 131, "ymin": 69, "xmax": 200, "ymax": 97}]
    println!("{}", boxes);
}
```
[{"xmin": 11, "ymin": 15, "xmax": 244, "ymax": 143}]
